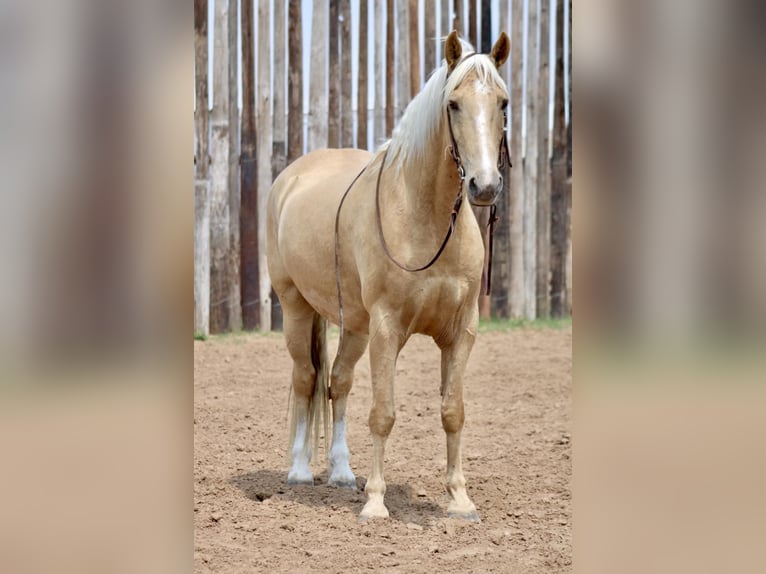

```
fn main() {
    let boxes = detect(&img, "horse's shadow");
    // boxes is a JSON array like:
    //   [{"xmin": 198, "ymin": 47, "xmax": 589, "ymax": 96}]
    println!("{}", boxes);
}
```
[{"xmin": 230, "ymin": 468, "xmax": 444, "ymax": 525}]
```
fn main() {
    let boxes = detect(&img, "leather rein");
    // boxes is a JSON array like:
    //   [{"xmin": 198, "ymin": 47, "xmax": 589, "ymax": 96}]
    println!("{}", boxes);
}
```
[{"xmin": 333, "ymin": 57, "xmax": 510, "ymax": 336}]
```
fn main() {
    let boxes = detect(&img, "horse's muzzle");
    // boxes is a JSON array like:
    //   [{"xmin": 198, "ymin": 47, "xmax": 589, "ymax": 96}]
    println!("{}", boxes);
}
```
[{"xmin": 468, "ymin": 174, "xmax": 502, "ymax": 206}]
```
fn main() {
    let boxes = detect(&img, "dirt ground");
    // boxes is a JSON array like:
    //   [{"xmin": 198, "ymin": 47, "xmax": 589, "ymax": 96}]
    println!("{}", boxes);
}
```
[{"xmin": 194, "ymin": 326, "xmax": 571, "ymax": 573}]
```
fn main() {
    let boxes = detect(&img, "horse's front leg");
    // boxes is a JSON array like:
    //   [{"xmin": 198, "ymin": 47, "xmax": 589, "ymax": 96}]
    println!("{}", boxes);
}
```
[
  {"xmin": 439, "ymin": 318, "xmax": 480, "ymax": 521},
  {"xmin": 359, "ymin": 313, "xmax": 403, "ymax": 521}
]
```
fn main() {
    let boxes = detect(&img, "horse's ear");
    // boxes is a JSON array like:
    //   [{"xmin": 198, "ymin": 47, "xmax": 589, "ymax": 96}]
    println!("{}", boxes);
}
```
[
  {"xmin": 489, "ymin": 32, "xmax": 510, "ymax": 67},
  {"xmin": 445, "ymin": 30, "xmax": 462, "ymax": 71}
]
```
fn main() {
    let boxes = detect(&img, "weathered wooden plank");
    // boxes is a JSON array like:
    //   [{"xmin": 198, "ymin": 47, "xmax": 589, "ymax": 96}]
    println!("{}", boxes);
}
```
[
  {"xmin": 396, "ymin": 0, "xmax": 411, "ymax": 122},
  {"xmin": 440, "ymin": 0, "xmax": 451, "ymax": 62},
  {"xmin": 386, "ymin": 0, "xmax": 395, "ymax": 134},
  {"xmin": 228, "ymin": 0, "xmax": 242, "ymax": 331},
  {"xmin": 523, "ymin": 0, "xmax": 539, "ymax": 319},
  {"xmin": 358, "ymin": 0, "xmax": 369, "ymax": 149},
  {"xmin": 453, "ymin": 0, "xmax": 463, "ymax": 37},
  {"xmin": 508, "ymin": 0, "xmax": 524, "ymax": 319},
  {"xmin": 536, "ymin": 0, "xmax": 551, "ymax": 318},
  {"xmin": 491, "ymin": 0, "xmax": 511, "ymax": 318},
  {"xmin": 480, "ymin": 0, "xmax": 490, "ymax": 51},
  {"xmin": 288, "ymin": 0, "xmax": 303, "ymax": 162},
  {"xmin": 256, "ymin": 0, "xmax": 272, "ymax": 331},
  {"xmin": 340, "ymin": 0, "xmax": 353, "ymax": 147},
  {"xmin": 194, "ymin": 0, "xmax": 211, "ymax": 336},
  {"xmin": 273, "ymin": 0, "xmax": 287, "ymax": 179},
  {"xmin": 241, "ymin": 0, "xmax": 260, "ymax": 331},
  {"xmin": 409, "ymin": 0, "xmax": 420, "ymax": 97},
  {"xmin": 424, "ymin": 0, "xmax": 436, "ymax": 76},
  {"xmin": 550, "ymin": 0, "xmax": 568, "ymax": 318},
  {"xmin": 468, "ymin": 0, "xmax": 477, "ymax": 48},
  {"xmin": 374, "ymin": 0, "xmax": 386, "ymax": 143},
  {"xmin": 329, "ymin": 1, "xmax": 340, "ymax": 147},
  {"xmin": 566, "ymin": 0, "xmax": 571, "ymax": 314},
  {"xmin": 308, "ymin": 0, "xmax": 329, "ymax": 152},
  {"xmin": 210, "ymin": 0, "xmax": 231, "ymax": 333}
]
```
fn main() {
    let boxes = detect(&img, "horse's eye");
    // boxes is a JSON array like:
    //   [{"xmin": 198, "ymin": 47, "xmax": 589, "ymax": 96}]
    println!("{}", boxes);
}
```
[
  {"xmin": 448, "ymin": 100, "xmax": 460, "ymax": 112},
  {"xmin": 501, "ymin": 99, "xmax": 508, "ymax": 111}
]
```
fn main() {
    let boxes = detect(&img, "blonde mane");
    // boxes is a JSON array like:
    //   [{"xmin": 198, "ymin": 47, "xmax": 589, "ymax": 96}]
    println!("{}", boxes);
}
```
[{"xmin": 382, "ymin": 39, "xmax": 508, "ymax": 173}]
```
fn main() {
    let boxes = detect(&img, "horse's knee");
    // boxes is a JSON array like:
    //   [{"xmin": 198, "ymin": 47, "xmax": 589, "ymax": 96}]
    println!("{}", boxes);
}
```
[
  {"xmin": 292, "ymin": 363, "xmax": 316, "ymax": 397},
  {"xmin": 368, "ymin": 405, "xmax": 395, "ymax": 437},
  {"xmin": 330, "ymin": 365, "xmax": 353, "ymax": 400},
  {"xmin": 441, "ymin": 400, "xmax": 465, "ymax": 433}
]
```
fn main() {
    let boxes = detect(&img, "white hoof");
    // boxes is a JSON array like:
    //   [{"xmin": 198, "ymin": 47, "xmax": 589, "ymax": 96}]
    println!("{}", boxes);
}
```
[
  {"xmin": 287, "ymin": 466, "xmax": 314, "ymax": 486},
  {"xmin": 447, "ymin": 500, "xmax": 480, "ymax": 522},
  {"xmin": 328, "ymin": 464, "xmax": 357, "ymax": 489},
  {"xmin": 359, "ymin": 498, "xmax": 389, "ymax": 521},
  {"xmin": 447, "ymin": 509, "xmax": 481, "ymax": 522}
]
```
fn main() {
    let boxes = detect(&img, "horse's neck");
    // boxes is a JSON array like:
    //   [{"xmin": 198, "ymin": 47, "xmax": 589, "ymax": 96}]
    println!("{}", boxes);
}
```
[{"xmin": 395, "ymin": 129, "xmax": 464, "ymax": 232}]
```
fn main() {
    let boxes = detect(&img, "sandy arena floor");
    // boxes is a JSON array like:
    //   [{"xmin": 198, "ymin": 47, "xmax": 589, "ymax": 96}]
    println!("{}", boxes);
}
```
[{"xmin": 194, "ymin": 326, "xmax": 571, "ymax": 573}]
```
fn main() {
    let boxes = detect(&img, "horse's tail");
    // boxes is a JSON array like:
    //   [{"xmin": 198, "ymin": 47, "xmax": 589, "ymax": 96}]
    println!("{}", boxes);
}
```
[
  {"xmin": 309, "ymin": 314, "xmax": 331, "ymax": 460},
  {"xmin": 288, "ymin": 313, "xmax": 330, "ymax": 465}
]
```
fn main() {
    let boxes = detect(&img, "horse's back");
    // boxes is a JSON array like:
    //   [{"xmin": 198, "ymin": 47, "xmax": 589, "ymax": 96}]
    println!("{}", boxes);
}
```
[
  {"xmin": 267, "ymin": 148, "xmax": 373, "ymax": 323},
  {"xmin": 270, "ymin": 148, "xmax": 372, "ymax": 212}
]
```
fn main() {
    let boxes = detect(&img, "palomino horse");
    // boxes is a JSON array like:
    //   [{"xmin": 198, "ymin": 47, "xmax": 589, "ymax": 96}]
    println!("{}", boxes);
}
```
[{"xmin": 266, "ymin": 31, "xmax": 510, "ymax": 521}]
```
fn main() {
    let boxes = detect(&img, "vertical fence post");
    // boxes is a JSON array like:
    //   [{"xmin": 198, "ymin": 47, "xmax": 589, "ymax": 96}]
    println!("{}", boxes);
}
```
[
  {"xmin": 256, "ymin": 0, "xmax": 272, "ymax": 331},
  {"xmin": 480, "ymin": 0, "xmax": 491, "ymax": 51},
  {"xmin": 409, "ymin": 0, "xmax": 420, "ymax": 97},
  {"xmin": 308, "ymin": 1, "xmax": 328, "ymax": 152},
  {"xmin": 358, "ymin": 1, "xmax": 369, "ymax": 149},
  {"xmin": 468, "ymin": 0, "xmax": 477, "ymax": 48},
  {"xmin": 491, "ymin": 0, "xmax": 511, "ymax": 318},
  {"xmin": 508, "ymin": 0, "xmax": 525, "ymax": 319},
  {"xmin": 375, "ymin": 1, "xmax": 386, "ymax": 143},
  {"xmin": 240, "ymin": 0, "xmax": 260, "ymax": 331},
  {"xmin": 386, "ymin": 0, "xmax": 395, "ymax": 135},
  {"xmin": 440, "ymin": 0, "xmax": 451, "ymax": 62},
  {"xmin": 194, "ymin": 0, "xmax": 211, "ymax": 337},
  {"xmin": 453, "ymin": 0, "xmax": 463, "ymax": 37},
  {"xmin": 211, "ymin": 0, "xmax": 232, "ymax": 334},
  {"xmin": 523, "ymin": 0, "xmax": 539, "ymax": 320},
  {"xmin": 395, "ymin": 0, "xmax": 411, "ymax": 122},
  {"xmin": 536, "ymin": 0, "xmax": 551, "ymax": 318},
  {"xmin": 340, "ymin": 0, "xmax": 353, "ymax": 147},
  {"xmin": 425, "ymin": 0, "xmax": 436, "ymax": 76},
  {"xmin": 329, "ymin": 2, "xmax": 340, "ymax": 147},
  {"xmin": 273, "ymin": 0, "xmax": 287, "ymax": 179},
  {"xmin": 550, "ymin": 0, "xmax": 568, "ymax": 318},
  {"xmin": 228, "ymin": 0, "xmax": 242, "ymax": 331},
  {"xmin": 288, "ymin": 0, "xmax": 303, "ymax": 163}
]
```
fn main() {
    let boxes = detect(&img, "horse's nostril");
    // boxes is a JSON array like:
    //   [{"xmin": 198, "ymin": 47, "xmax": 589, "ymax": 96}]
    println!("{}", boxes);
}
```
[{"xmin": 468, "ymin": 177, "xmax": 478, "ymax": 194}]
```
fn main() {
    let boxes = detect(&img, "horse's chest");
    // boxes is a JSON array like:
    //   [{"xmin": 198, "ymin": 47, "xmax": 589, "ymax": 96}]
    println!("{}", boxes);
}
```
[{"xmin": 402, "ymin": 275, "xmax": 474, "ymax": 329}]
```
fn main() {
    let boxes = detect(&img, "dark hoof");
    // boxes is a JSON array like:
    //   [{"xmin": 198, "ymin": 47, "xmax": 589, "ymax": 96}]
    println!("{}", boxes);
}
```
[
  {"xmin": 328, "ymin": 478, "xmax": 357, "ymax": 490},
  {"xmin": 287, "ymin": 476, "xmax": 314, "ymax": 486}
]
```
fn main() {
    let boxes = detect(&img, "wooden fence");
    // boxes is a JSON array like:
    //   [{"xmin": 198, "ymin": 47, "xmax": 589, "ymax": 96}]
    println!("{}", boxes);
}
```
[{"xmin": 194, "ymin": 0, "xmax": 572, "ymax": 335}]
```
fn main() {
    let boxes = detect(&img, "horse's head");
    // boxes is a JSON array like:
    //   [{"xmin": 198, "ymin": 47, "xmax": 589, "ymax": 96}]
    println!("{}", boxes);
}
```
[{"xmin": 444, "ymin": 31, "xmax": 510, "ymax": 206}]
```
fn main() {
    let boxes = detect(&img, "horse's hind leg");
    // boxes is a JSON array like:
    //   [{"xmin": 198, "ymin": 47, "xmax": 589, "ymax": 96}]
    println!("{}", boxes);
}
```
[
  {"xmin": 281, "ymin": 288, "xmax": 318, "ymax": 485},
  {"xmin": 328, "ymin": 330, "xmax": 368, "ymax": 488}
]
